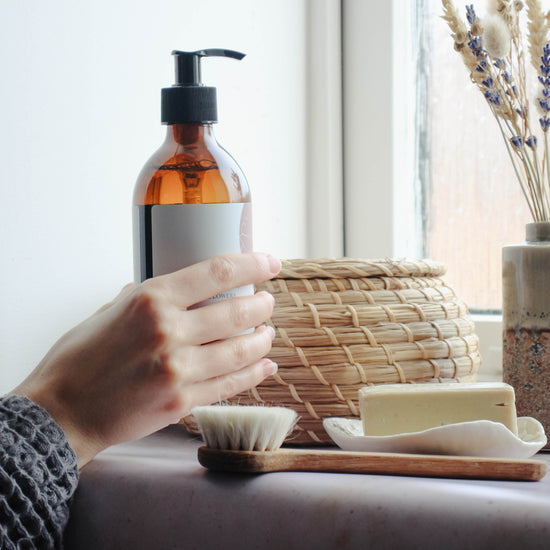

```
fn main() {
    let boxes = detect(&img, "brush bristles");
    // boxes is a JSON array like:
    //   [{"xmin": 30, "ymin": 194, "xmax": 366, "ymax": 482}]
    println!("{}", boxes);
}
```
[{"xmin": 192, "ymin": 405, "xmax": 298, "ymax": 451}]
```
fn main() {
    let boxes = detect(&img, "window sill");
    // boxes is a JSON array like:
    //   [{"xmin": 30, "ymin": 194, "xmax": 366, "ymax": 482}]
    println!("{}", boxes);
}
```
[
  {"xmin": 64, "ymin": 427, "xmax": 550, "ymax": 549},
  {"xmin": 470, "ymin": 313, "xmax": 502, "ymax": 382}
]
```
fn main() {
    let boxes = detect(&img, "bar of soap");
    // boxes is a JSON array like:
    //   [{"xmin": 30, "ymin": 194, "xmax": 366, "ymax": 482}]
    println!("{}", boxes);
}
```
[{"xmin": 358, "ymin": 382, "xmax": 518, "ymax": 436}]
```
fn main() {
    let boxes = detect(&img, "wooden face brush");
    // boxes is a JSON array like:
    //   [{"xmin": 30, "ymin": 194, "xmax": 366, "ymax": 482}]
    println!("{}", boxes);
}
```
[{"xmin": 192, "ymin": 405, "xmax": 547, "ymax": 481}]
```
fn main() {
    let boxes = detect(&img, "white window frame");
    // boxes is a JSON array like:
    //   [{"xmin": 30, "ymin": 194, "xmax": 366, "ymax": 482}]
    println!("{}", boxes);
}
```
[{"xmin": 306, "ymin": 0, "xmax": 344, "ymax": 257}]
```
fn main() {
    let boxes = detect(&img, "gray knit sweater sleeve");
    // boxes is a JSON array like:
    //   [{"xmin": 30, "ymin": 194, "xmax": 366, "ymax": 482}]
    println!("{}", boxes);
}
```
[{"xmin": 0, "ymin": 395, "xmax": 79, "ymax": 549}]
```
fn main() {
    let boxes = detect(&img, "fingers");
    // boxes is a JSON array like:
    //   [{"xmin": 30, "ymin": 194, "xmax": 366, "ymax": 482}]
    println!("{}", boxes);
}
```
[
  {"xmin": 144, "ymin": 325, "xmax": 278, "ymax": 422},
  {"xmin": 155, "ymin": 252, "xmax": 281, "ymax": 309},
  {"xmin": 181, "ymin": 357, "xmax": 278, "ymax": 415},
  {"xmin": 182, "ymin": 324, "xmax": 276, "ymax": 384},
  {"xmin": 179, "ymin": 291, "xmax": 275, "ymax": 344}
]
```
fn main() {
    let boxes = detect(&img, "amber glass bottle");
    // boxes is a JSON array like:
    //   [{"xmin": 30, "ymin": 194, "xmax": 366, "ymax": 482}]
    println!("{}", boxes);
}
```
[{"xmin": 132, "ymin": 50, "xmax": 252, "ymax": 306}]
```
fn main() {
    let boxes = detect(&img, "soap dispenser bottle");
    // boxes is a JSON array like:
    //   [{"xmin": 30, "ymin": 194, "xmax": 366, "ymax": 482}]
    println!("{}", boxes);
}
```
[{"xmin": 133, "ymin": 49, "xmax": 252, "ymax": 306}]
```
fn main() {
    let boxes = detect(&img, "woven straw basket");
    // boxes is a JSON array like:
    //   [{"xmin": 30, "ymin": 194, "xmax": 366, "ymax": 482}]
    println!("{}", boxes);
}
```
[{"xmin": 181, "ymin": 258, "xmax": 481, "ymax": 444}]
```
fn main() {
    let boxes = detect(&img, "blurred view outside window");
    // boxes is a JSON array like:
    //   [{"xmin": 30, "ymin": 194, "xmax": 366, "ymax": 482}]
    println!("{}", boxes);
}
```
[{"xmin": 418, "ymin": 0, "xmax": 532, "ymax": 312}]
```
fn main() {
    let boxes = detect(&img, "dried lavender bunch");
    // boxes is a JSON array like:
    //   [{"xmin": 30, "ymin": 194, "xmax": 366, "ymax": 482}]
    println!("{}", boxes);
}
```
[{"xmin": 442, "ymin": 0, "xmax": 550, "ymax": 221}]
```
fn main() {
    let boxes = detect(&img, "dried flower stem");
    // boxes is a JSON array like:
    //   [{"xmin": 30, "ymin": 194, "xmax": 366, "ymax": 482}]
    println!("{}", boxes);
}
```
[
  {"xmin": 443, "ymin": 0, "xmax": 550, "ymax": 221},
  {"xmin": 497, "ymin": 114, "xmax": 538, "ymax": 218},
  {"xmin": 530, "ymin": 144, "xmax": 547, "ymax": 216},
  {"xmin": 527, "ymin": 0, "xmax": 548, "ymax": 71}
]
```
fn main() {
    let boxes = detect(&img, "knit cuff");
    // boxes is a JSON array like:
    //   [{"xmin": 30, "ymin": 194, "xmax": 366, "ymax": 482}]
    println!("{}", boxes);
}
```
[{"xmin": 0, "ymin": 395, "xmax": 79, "ymax": 549}]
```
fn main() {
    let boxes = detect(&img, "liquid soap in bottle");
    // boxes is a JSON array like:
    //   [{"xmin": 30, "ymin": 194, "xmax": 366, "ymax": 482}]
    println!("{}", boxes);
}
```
[{"xmin": 133, "ymin": 49, "xmax": 252, "ymax": 306}]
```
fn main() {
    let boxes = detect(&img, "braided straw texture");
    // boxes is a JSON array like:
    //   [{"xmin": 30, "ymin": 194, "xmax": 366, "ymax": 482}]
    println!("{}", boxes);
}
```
[{"xmin": 181, "ymin": 258, "xmax": 480, "ymax": 444}]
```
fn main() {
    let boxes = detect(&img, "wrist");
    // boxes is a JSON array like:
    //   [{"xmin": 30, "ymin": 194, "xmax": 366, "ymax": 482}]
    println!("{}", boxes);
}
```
[{"xmin": 8, "ymin": 388, "xmax": 102, "ymax": 468}]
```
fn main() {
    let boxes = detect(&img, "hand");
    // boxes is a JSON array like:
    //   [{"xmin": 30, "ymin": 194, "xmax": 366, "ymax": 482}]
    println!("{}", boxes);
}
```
[{"xmin": 10, "ymin": 253, "xmax": 281, "ymax": 468}]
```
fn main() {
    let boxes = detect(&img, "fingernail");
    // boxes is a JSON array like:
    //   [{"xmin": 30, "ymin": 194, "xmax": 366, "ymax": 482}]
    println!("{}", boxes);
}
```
[
  {"xmin": 264, "ymin": 360, "xmax": 278, "ymax": 376},
  {"xmin": 267, "ymin": 254, "xmax": 281, "ymax": 274},
  {"xmin": 256, "ymin": 290, "xmax": 275, "ymax": 304},
  {"xmin": 256, "ymin": 324, "xmax": 274, "ymax": 338}
]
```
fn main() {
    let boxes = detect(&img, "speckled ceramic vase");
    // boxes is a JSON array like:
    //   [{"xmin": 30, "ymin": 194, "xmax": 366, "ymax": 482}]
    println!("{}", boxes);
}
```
[{"xmin": 503, "ymin": 222, "xmax": 550, "ymax": 449}]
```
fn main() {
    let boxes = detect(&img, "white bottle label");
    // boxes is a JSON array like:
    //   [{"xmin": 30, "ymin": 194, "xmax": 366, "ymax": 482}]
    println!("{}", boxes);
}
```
[{"xmin": 134, "ymin": 202, "xmax": 253, "ymax": 307}]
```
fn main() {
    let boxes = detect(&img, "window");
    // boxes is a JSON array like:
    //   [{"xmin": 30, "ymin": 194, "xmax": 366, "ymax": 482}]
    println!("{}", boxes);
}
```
[
  {"xmin": 422, "ymin": 0, "xmax": 531, "ymax": 313},
  {"xmin": 342, "ymin": 0, "xmax": 507, "ymax": 378}
]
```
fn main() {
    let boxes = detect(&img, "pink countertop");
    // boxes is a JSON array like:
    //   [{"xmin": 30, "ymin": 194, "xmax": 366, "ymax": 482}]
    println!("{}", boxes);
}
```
[{"xmin": 64, "ymin": 427, "xmax": 550, "ymax": 550}]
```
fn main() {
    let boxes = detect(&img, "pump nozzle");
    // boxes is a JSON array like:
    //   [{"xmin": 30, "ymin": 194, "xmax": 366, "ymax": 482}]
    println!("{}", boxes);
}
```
[
  {"xmin": 161, "ymin": 49, "xmax": 246, "ymax": 124},
  {"xmin": 171, "ymin": 49, "xmax": 246, "ymax": 86}
]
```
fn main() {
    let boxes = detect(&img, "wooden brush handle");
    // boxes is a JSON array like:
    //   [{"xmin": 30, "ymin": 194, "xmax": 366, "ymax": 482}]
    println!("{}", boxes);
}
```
[{"xmin": 198, "ymin": 447, "xmax": 547, "ymax": 481}]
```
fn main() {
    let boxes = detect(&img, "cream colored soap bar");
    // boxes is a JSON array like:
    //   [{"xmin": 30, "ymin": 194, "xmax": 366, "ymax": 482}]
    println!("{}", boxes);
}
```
[{"xmin": 359, "ymin": 383, "xmax": 518, "ymax": 436}]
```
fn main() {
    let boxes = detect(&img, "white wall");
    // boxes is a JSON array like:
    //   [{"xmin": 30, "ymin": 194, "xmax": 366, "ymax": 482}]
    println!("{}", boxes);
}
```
[{"xmin": 0, "ymin": 0, "xmax": 308, "ymax": 393}]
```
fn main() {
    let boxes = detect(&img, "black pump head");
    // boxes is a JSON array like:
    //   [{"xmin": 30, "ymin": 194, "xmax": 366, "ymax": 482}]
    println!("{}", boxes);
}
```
[
  {"xmin": 161, "ymin": 49, "xmax": 246, "ymax": 124},
  {"xmin": 172, "ymin": 49, "xmax": 246, "ymax": 86}
]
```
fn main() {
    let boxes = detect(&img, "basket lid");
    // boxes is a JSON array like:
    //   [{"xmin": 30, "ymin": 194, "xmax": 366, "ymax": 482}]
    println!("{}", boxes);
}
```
[{"xmin": 277, "ymin": 258, "xmax": 446, "ymax": 279}]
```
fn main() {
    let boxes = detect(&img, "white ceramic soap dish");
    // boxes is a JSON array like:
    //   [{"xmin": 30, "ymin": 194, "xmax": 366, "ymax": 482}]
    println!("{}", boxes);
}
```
[{"xmin": 323, "ymin": 416, "xmax": 547, "ymax": 459}]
